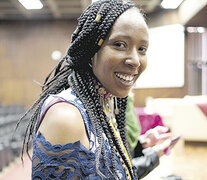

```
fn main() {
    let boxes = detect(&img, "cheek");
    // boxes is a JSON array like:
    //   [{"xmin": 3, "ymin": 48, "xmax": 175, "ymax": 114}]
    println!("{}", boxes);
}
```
[
  {"xmin": 139, "ymin": 58, "xmax": 147, "ymax": 75},
  {"xmin": 92, "ymin": 57, "xmax": 111, "ymax": 82},
  {"xmin": 97, "ymin": 56, "xmax": 115, "ymax": 73},
  {"xmin": 142, "ymin": 59, "xmax": 147, "ymax": 71}
]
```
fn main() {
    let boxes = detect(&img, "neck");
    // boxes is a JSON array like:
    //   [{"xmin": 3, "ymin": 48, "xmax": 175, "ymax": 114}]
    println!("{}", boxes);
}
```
[{"xmin": 93, "ymin": 78, "xmax": 120, "ymax": 115}]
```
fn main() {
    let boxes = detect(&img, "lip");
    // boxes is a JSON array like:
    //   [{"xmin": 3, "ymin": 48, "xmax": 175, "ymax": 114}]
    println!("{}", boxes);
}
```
[{"xmin": 114, "ymin": 72, "xmax": 138, "ymax": 88}]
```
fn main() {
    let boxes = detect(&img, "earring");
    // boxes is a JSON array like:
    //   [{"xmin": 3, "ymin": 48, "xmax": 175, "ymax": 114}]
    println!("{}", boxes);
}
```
[
  {"xmin": 89, "ymin": 61, "xmax": 92, "ymax": 68},
  {"xmin": 114, "ymin": 97, "xmax": 119, "ymax": 115},
  {"xmin": 89, "ymin": 53, "xmax": 97, "ymax": 68},
  {"xmin": 89, "ymin": 57, "xmax": 94, "ymax": 68}
]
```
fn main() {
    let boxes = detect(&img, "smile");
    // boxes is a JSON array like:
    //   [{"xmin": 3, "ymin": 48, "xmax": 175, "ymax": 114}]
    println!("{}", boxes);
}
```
[{"xmin": 115, "ymin": 72, "xmax": 135, "ymax": 82}]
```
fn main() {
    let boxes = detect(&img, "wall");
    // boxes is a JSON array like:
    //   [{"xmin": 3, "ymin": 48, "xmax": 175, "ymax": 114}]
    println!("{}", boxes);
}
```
[
  {"xmin": 133, "ymin": 86, "xmax": 188, "ymax": 107},
  {"xmin": 0, "ymin": 20, "xmax": 77, "ymax": 107}
]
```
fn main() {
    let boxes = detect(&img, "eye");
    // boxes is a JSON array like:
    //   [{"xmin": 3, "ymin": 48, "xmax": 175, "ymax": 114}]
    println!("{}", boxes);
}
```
[
  {"xmin": 113, "ymin": 41, "xmax": 127, "ymax": 50},
  {"xmin": 138, "ymin": 46, "xmax": 148, "ymax": 55}
]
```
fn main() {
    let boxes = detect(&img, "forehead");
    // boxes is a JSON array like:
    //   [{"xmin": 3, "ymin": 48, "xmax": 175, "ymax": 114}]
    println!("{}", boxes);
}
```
[{"xmin": 109, "ymin": 8, "xmax": 148, "ymax": 40}]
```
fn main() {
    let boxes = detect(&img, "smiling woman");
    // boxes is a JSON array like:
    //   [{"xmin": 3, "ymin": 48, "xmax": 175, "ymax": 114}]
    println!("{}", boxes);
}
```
[{"xmin": 16, "ymin": 0, "xmax": 171, "ymax": 179}]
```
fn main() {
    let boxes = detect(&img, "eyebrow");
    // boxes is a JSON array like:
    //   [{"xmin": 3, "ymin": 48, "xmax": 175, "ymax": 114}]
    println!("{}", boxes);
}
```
[
  {"xmin": 109, "ymin": 34, "xmax": 149, "ymax": 44},
  {"xmin": 109, "ymin": 34, "xmax": 131, "ymax": 40},
  {"xmin": 141, "ymin": 39, "xmax": 149, "ymax": 45}
]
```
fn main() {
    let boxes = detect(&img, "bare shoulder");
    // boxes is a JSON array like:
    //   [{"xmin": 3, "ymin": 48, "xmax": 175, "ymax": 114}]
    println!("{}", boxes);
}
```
[{"xmin": 38, "ymin": 102, "xmax": 89, "ymax": 149}]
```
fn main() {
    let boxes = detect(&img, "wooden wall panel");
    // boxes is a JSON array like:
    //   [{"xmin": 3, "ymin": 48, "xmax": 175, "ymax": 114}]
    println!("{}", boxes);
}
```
[
  {"xmin": 132, "ymin": 87, "xmax": 188, "ymax": 107},
  {"xmin": 0, "ymin": 20, "xmax": 77, "ymax": 107}
]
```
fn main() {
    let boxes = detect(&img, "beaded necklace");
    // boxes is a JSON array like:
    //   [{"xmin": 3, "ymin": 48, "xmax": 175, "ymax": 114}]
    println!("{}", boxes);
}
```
[{"xmin": 93, "ymin": 79, "xmax": 133, "ymax": 180}]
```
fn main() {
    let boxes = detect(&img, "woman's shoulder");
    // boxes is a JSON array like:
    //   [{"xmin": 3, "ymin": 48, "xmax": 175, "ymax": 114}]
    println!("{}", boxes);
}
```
[{"xmin": 38, "ymin": 95, "xmax": 90, "ymax": 149}]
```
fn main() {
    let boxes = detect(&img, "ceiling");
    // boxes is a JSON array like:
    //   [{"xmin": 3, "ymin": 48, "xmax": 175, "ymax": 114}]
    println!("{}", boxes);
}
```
[
  {"xmin": 185, "ymin": 5, "xmax": 207, "ymax": 27},
  {"xmin": 0, "ymin": 0, "xmax": 163, "ymax": 20}
]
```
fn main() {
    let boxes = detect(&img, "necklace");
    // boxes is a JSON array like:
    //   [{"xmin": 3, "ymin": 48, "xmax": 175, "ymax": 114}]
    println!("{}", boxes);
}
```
[
  {"xmin": 103, "ymin": 98, "xmax": 132, "ymax": 180},
  {"xmin": 93, "ymin": 79, "xmax": 133, "ymax": 180}
]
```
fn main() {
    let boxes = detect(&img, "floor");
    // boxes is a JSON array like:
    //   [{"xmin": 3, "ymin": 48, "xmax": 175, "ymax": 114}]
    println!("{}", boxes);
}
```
[
  {"xmin": 142, "ymin": 140, "xmax": 207, "ymax": 180},
  {"xmin": 0, "ymin": 141, "xmax": 207, "ymax": 180},
  {"xmin": 0, "ymin": 154, "xmax": 31, "ymax": 180}
]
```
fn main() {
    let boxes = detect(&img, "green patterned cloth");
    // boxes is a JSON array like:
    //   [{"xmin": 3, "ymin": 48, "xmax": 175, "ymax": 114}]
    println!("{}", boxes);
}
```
[{"xmin": 126, "ymin": 95, "xmax": 141, "ymax": 151}]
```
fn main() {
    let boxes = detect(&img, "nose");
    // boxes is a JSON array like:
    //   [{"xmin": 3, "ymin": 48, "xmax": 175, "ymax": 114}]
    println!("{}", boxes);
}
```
[{"xmin": 124, "ymin": 48, "xmax": 140, "ymax": 68}]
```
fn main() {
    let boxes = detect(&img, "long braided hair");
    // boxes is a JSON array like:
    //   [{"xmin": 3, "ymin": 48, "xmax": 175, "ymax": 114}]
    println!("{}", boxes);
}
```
[{"xmin": 17, "ymin": 0, "xmax": 142, "ymax": 179}]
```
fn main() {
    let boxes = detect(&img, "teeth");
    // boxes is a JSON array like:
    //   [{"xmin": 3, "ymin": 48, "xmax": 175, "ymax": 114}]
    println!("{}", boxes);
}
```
[{"xmin": 116, "ymin": 73, "xmax": 134, "ymax": 82}]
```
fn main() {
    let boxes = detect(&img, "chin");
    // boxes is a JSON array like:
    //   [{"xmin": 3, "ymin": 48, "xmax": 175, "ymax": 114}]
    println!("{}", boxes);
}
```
[{"xmin": 113, "ymin": 90, "xmax": 129, "ymax": 98}]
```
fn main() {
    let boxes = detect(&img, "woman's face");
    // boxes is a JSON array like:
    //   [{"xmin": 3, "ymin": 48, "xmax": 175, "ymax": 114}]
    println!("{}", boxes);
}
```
[{"xmin": 92, "ymin": 8, "xmax": 149, "ymax": 98}]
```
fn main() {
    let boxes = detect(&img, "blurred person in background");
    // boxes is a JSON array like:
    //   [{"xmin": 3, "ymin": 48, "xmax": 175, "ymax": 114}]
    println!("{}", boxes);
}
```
[{"xmin": 126, "ymin": 90, "xmax": 172, "ymax": 178}]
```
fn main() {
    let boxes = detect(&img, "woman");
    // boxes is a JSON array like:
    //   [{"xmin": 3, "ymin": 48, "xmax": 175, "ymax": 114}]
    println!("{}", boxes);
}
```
[{"xmin": 18, "ymin": 0, "xmax": 172, "ymax": 179}]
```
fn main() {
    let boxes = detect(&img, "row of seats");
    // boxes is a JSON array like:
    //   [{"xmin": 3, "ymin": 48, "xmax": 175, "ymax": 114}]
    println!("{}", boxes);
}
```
[{"xmin": 0, "ymin": 105, "xmax": 29, "ymax": 171}]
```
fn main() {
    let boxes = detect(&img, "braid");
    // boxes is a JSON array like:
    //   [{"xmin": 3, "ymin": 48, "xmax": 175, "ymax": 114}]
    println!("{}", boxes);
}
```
[
  {"xmin": 116, "ymin": 98, "xmax": 137, "ymax": 178},
  {"xmin": 17, "ymin": 0, "xmax": 143, "ymax": 179},
  {"xmin": 69, "ymin": 68, "xmax": 123, "ymax": 179},
  {"xmin": 16, "ymin": 55, "xmax": 71, "ymax": 159},
  {"xmin": 70, "ymin": 68, "xmax": 135, "ymax": 178},
  {"xmin": 67, "ymin": 0, "xmax": 134, "ymax": 69}
]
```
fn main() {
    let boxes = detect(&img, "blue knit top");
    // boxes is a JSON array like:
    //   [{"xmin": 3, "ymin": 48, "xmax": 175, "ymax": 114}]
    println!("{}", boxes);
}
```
[{"xmin": 32, "ymin": 89, "xmax": 129, "ymax": 179}]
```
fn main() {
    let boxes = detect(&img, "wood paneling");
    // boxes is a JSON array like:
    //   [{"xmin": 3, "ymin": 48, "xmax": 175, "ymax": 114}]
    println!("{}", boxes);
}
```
[
  {"xmin": 0, "ymin": 20, "xmax": 77, "ymax": 107},
  {"xmin": 133, "ymin": 86, "xmax": 188, "ymax": 107}
]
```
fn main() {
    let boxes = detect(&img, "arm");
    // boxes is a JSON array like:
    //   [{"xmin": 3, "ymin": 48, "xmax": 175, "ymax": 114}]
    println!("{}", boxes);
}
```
[
  {"xmin": 132, "ymin": 126, "xmax": 172, "ymax": 178},
  {"xmin": 132, "ymin": 138, "xmax": 171, "ymax": 179},
  {"xmin": 33, "ymin": 102, "xmax": 92, "ymax": 179},
  {"xmin": 132, "ymin": 147, "xmax": 159, "ymax": 179},
  {"xmin": 38, "ymin": 102, "xmax": 90, "ymax": 149}
]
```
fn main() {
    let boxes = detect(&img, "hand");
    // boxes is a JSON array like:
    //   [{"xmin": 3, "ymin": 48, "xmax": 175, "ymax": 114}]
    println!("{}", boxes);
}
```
[
  {"xmin": 152, "ymin": 138, "xmax": 172, "ymax": 157},
  {"xmin": 153, "ymin": 136, "xmax": 182, "ymax": 157},
  {"xmin": 139, "ymin": 126, "xmax": 171, "ymax": 148}
]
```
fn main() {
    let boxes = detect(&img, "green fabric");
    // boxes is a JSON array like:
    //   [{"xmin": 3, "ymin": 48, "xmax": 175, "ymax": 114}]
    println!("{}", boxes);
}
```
[{"xmin": 126, "ymin": 96, "xmax": 141, "ymax": 151}]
